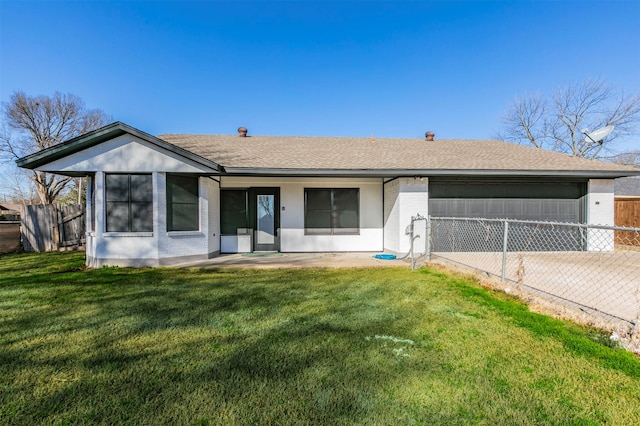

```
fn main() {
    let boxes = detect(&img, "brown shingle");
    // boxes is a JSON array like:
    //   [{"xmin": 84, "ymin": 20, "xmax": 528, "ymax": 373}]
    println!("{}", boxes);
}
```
[{"xmin": 158, "ymin": 134, "xmax": 639, "ymax": 174}]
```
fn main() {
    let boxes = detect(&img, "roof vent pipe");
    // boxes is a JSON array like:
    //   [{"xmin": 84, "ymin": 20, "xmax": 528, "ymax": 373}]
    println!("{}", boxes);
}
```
[
  {"xmin": 238, "ymin": 127, "xmax": 248, "ymax": 137},
  {"xmin": 425, "ymin": 131, "xmax": 435, "ymax": 141}
]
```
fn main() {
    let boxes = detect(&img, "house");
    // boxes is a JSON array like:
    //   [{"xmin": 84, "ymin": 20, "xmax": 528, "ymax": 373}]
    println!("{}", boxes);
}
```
[
  {"xmin": 0, "ymin": 203, "xmax": 21, "ymax": 221},
  {"xmin": 16, "ymin": 122, "xmax": 640, "ymax": 267},
  {"xmin": 615, "ymin": 176, "xmax": 640, "ymax": 198}
]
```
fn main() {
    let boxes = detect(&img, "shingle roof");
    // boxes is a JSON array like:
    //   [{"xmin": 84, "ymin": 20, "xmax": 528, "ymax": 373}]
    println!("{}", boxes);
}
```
[
  {"xmin": 16, "ymin": 121, "xmax": 640, "ymax": 178},
  {"xmin": 158, "ymin": 133, "xmax": 640, "ymax": 176}
]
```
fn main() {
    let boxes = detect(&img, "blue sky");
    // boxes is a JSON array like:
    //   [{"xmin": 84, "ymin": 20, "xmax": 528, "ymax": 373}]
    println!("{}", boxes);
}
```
[{"xmin": 1, "ymin": 1, "xmax": 639, "ymax": 195}]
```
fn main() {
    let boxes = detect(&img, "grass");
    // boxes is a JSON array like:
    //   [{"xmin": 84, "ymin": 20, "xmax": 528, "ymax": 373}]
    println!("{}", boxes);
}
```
[{"xmin": 1, "ymin": 252, "xmax": 639, "ymax": 425}]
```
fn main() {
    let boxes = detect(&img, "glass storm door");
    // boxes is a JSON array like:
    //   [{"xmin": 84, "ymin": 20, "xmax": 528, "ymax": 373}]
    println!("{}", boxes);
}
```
[{"xmin": 253, "ymin": 188, "xmax": 280, "ymax": 251}]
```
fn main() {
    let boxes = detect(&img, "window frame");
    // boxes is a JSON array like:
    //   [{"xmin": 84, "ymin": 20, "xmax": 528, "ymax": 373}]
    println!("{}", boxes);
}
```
[
  {"xmin": 105, "ymin": 173, "xmax": 153, "ymax": 233},
  {"xmin": 220, "ymin": 188, "xmax": 250, "ymax": 236},
  {"xmin": 304, "ymin": 188, "xmax": 360, "ymax": 235},
  {"xmin": 88, "ymin": 174, "xmax": 95, "ymax": 232},
  {"xmin": 166, "ymin": 174, "xmax": 200, "ymax": 232}
]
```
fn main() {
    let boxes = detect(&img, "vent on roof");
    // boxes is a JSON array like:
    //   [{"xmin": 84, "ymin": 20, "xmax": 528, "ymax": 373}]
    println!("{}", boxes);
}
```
[
  {"xmin": 425, "ymin": 131, "xmax": 435, "ymax": 142},
  {"xmin": 238, "ymin": 127, "xmax": 248, "ymax": 137}
]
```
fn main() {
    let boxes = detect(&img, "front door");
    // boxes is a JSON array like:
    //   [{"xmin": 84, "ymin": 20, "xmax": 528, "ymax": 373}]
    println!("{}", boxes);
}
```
[{"xmin": 252, "ymin": 188, "xmax": 280, "ymax": 251}]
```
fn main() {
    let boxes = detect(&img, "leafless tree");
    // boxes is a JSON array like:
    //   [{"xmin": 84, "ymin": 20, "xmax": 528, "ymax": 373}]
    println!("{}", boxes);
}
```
[
  {"xmin": 605, "ymin": 151, "xmax": 640, "ymax": 167},
  {"xmin": 498, "ymin": 78, "xmax": 640, "ymax": 159},
  {"xmin": 1, "ymin": 91, "xmax": 110, "ymax": 204}
]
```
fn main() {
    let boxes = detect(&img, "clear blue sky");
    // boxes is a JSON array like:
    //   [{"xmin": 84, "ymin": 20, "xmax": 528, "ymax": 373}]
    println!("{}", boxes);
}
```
[{"xmin": 1, "ymin": 1, "xmax": 639, "ymax": 194}]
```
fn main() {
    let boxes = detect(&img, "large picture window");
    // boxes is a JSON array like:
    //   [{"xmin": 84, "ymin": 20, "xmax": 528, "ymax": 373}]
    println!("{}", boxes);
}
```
[
  {"xmin": 167, "ymin": 174, "xmax": 199, "ymax": 231},
  {"xmin": 105, "ymin": 174, "xmax": 153, "ymax": 232},
  {"xmin": 221, "ymin": 189, "xmax": 249, "ymax": 235},
  {"xmin": 304, "ymin": 188, "xmax": 359, "ymax": 235}
]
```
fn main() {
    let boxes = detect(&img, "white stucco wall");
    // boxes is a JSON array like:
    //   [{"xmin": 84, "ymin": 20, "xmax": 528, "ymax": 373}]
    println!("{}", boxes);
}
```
[
  {"xmin": 206, "ymin": 177, "xmax": 221, "ymax": 255},
  {"xmin": 220, "ymin": 177, "xmax": 384, "ymax": 252},
  {"xmin": 383, "ymin": 179, "xmax": 400, "ymax": 252},
  {"xmin": 221, "ymin": 235, "xmax": 252, "ymax": 253},
  {"xmin": 383, "ymin": 177, "xmax": 429, "ymax": 254},
  {"xmin": 587, "ymin": 178, "xmax": 615, "ymax": 251}
]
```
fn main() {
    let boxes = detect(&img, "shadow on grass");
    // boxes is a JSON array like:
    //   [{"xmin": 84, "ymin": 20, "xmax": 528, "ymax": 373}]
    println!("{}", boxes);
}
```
[
  {"xmin": 2, "ymin": 253, "xmax": 639, "ymax": 425},
  {"xmin": 2, "ymin": 262, "xmax": 434, "ymax": 424}
]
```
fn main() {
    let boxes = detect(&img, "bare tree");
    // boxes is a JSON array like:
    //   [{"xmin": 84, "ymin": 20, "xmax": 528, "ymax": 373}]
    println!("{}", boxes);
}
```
[
  {"xmin": 1, "ymin": 91, "xmax": 110, "ymax": 204},
  {"xmin": 498, "ymin": 78, "xmax": 640, "ymax": 158},
  {"xmin": 606, "ymin": 151, "xmax": 640, "ymax": 167}
]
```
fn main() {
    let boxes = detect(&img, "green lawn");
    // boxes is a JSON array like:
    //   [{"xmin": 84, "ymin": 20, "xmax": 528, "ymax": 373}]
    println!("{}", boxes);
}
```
[{"xmin": 1, "ymin": 252, "xmax": 639, "ymax": 425}]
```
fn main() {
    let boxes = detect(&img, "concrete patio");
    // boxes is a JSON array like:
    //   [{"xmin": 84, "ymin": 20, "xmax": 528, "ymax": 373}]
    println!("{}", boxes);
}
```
[{"xmin": 174, "ymin": 252, "xmax": 410, "ymax": 269}]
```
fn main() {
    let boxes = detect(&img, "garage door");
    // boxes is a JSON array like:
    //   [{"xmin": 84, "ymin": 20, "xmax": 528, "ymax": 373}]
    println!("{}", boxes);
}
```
[{"xmin": 429, "ymin": 179, "xmax": 587, "ymax": 251}]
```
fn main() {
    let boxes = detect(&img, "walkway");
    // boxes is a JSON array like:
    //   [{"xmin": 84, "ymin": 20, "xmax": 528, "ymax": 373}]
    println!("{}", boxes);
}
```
[{"xmin": 175, "ymin": 252, "xmax": 409, "ymax": 269}]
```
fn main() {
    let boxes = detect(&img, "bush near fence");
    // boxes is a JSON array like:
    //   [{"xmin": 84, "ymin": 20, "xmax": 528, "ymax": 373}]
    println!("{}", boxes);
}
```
[{"xmin": 427, "ymin": 216, "xmax": 640, "ymax": 337}]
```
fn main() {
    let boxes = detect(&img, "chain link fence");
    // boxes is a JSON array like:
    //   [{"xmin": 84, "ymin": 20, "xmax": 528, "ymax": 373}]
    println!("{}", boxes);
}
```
[{"xmin": 426, "ymin": 217, "xmax": 640, "ymax": 334}]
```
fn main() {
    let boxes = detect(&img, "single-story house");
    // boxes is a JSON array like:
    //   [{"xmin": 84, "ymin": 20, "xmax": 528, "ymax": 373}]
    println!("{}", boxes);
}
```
[
  {"xmin": 0, "ymin": 203, "xmax": 21, "ymax": 221},
  {"xmin": 16, "ymin": 122, "xmax": 640, "ymax": 267},
  {"xmin": 615, "ymin": 176, "xmax": 640, "ymax": 198}
]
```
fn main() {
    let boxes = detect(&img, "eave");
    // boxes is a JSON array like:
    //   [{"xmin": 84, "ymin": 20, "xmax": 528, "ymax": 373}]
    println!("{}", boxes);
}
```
[{"xmin": 222, "ymin": 167, "xmax": 640, "ymax": 179}]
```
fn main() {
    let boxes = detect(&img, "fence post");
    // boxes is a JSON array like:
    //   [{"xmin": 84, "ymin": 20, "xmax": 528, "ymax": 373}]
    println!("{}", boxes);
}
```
[
  {"xmin": 501, "ymin": 220, "xmax": 509, "ymax": 282},
  {"xmin": 52, "ymin": 204, "xmax": 61, "ymax": 251},
  {"xmin": 425, "ymin": 216, "xmax": 431, "ymax": 262}
]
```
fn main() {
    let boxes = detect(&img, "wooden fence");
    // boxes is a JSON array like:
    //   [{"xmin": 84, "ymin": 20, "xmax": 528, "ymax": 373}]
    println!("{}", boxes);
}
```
[
  {"xmin": 0, "ymin": 222, "xmax": 21, "ymax": 253},
  {"xmin": 21, "ymin": 203, "xmax": 85, "ymax": 252},
  {"xmin": 614, "ymin": 197, "xmax": 640, "ymax": 248}
]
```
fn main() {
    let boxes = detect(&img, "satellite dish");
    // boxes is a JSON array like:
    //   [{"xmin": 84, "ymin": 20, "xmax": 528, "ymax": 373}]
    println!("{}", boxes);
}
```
[{"xmin": 581, "ymin": 125, "xmax": 614, "ymax": 144}]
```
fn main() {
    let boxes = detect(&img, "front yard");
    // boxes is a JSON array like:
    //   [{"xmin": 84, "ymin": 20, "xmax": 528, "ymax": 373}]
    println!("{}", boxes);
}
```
[{"xmin": 1, "ymin": 252, "xmax": 639, "ymax": 425}]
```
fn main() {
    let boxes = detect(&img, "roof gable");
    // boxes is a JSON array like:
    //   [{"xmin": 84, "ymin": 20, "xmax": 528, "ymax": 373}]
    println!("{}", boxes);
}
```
[
  {"xmin": 16, "ymin": 122, "xmax": 220, "ymax": 173},
  {"xmin": 35, "ymin": 134, "xmax": 218, "ymax": 175}
]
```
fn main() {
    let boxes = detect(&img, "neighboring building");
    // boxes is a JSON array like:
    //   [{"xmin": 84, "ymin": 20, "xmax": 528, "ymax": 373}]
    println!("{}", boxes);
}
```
[
  {"xmin": 615, "ymin": 176, "xmax": 640, "ymax": 198},
  {"xmin": 614, "ymin": 176, "xmax": 640, "ymax": 229},
  {"xmin": 16, "ymin": 122, "xmax": 640, "ymax": 267},
  {"xmin": 0, "ymin": 203, "xmax": 21, "ymax": 221}
]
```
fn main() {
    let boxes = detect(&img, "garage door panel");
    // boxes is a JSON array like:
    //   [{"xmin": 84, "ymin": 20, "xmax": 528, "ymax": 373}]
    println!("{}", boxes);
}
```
[
  {"xmin": 429, "ymin": 180, "xmax": 586, "ymax": 252},
  {"xmin": 467, "ymin": 200, "xmax": 485, "ymax": 216},
  {"xmin": 487, "ymin": 200, "xmax": 505, "ymax": 217},
  {"xmin": 504, "ymin": 200, "xmax": 522, "ymax": 217}
]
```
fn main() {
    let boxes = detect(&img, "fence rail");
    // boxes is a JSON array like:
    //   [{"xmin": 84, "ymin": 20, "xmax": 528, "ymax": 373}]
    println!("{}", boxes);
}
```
[{"xmin": 426, "ymin": 216, "xmax": 640, "ymax": 332}]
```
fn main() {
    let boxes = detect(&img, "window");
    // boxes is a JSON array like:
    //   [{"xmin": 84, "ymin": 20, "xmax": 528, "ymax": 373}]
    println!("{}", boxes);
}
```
[
  {"xmin": 167, "ymin": 174, "xmax": 199, "ymax": 231},
  {"xmin": 304, "ymin": 188, "xmax": 359, "ymax": 234},
  {"xmin": 221, "ymin": 189, "xmax": 249, "ymax": 235},
  {"xmin": 105, "ymin": 174, "xmax": 153, "ymax": 232}
]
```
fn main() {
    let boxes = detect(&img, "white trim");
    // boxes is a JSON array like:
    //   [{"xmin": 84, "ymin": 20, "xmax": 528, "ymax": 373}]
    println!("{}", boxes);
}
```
[
  {"xmin": 103, "ymin": 232, "xmax": 154, "ymax": 238},
  {"xmin": 167, "ymin": 231, "xmax": 205, "ymax": 238}
]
